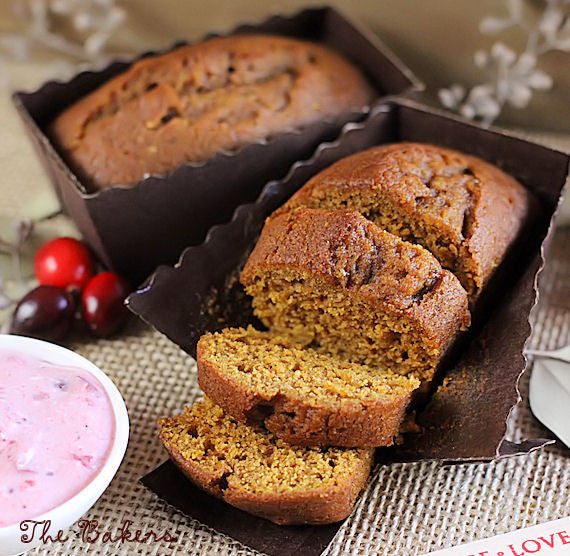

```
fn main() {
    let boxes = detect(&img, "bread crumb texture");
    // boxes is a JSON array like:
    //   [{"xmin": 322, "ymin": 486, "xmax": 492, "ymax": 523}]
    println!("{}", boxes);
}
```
[
  {"xmin": 241, "ymin": 208, "xmax": 470, "ymax": 382},
  {"xmin": 200, "ymin": 327, "xmax": 418, "ymax": 403},
  {"xmin": 197, "ymin": 327, "xmax": 419, "ymax": 446}
]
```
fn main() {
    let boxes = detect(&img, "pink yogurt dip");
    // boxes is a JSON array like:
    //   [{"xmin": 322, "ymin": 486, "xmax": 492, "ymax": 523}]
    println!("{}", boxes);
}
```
[{"xmin": 0, "ymin": 349, "xmax": 114, "ymax": 527}]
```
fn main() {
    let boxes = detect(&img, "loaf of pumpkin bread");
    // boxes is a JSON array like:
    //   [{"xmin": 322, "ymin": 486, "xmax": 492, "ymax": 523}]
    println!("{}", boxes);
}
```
[
  {"xmin": 197, "ymin": 326, "xmax": 419, "ymax": 447},
  {"xmin": 275, "ymin": 143, "xmax": 531, "ymax": 296},
  {"xmin": 240, "ymin": 208, "xmax": 471, "ymax": 383},
  {"xmin": 50, "ymin": 35, "xmax": 374, "ymax": 190},
  {"xmin": 158, "ymin": 398, "xmax": 374, "ymax": 525}
]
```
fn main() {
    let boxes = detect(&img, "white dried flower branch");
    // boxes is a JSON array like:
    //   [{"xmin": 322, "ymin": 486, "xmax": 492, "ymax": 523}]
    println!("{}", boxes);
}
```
[
  {"xmin": 9, "ymin": 0, "xmax": 125, "ymax": 59},
  {"xmin": 439, "ymin": 0, "xmax": 570, "ymax": 125},
  {"xmin": 0, "ymin": 0, "xmax": 126, "ymax": 86}
]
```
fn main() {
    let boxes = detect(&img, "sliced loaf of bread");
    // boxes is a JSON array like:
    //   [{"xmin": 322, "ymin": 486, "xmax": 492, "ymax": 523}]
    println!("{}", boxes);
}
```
[{"xmin": 274, "ymin": 143, "xmax": 530, "ymax": 296}]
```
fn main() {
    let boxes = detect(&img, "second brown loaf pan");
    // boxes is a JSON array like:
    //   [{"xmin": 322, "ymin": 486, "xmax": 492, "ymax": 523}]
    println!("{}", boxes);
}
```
[
  {"xmin": 127, "ymin": 97, "xmax": 569, "ymax": 464},
  {"xmin": 12, "ymin": 6, "xmax": 422, "ymax": 284}
]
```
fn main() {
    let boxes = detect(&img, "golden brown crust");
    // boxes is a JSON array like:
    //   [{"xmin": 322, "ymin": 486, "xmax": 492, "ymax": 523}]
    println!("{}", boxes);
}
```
[
  {"xmin": 242, "ymin": 209, "xmax": 449, "ymax": 316},
  {"xmin": 196, "ymin": 327, "xmax": 418, "ymax": 447},
  {"xmin": 240, "ymin": 208, "xmax": 470, "ymax": 381},
  {"xmin": 276, "ymin": 142, "xmax": 530, "ymax": 296},
  {"xmin": 158, "ymin": 399, "xmax": 374, "ymax": 525},
  {"xmin": 50, "ymin": 34, "xmax": 374, "ymax": 189}
]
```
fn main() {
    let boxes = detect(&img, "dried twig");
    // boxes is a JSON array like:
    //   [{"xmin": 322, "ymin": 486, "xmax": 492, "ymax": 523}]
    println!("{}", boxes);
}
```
[{"xmin": 0, "ymin": 218, "xmax": 34, "ymax": 283}]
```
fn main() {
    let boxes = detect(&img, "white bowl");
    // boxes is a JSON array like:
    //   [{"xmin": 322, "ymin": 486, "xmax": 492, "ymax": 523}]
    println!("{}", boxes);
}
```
[{"xmin": 0, "ymin": 335, "xmax": 129, "ymax": 556}]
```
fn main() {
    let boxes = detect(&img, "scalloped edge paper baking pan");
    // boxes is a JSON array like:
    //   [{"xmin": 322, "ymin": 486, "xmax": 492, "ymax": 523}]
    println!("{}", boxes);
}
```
[
  {"xmin": 130, "ymin": 98, "xmax": 568, "ymax": 556},
  {"xmin": 12, "ymin": 6, "xmax": 423, "ymax": 284}
]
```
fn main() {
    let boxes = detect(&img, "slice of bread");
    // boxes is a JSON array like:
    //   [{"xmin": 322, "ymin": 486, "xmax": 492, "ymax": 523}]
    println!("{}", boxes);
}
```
[
  {"xmin": 158, "ymin": 398, "xmax": 374, "ymax": 525},
  {"xmin": 197, "ymin": 326, "xmax": 419, "ymax": 447},
  {"xmin": 241, "ymin": 208, "xmax": 470, "ymax": 383}
]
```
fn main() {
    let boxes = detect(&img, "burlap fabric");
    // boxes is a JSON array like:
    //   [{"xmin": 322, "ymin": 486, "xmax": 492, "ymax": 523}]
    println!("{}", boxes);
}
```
[{"xmin": 8, "ymin": 135, "xmax": 570, "ymax": 555}]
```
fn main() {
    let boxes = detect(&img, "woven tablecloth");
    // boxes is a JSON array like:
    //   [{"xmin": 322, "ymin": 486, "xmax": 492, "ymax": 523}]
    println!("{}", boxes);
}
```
[
  {"xmin": 1, "ymin": 101, "xmax": 567, "ymax": 554},
  {"xmin": 22, "ymin": 201, "xmax": 569, "ymax": 556}
]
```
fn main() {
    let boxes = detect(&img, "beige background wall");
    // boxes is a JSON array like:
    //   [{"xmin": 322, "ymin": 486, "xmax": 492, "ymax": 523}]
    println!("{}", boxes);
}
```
[
  {"xmin": 0, "ymin": 0, "xmax": 568, "ymax": 130},
  {"xmin": 88, "ymin": 0, "xmax": 569, "ymax": 132}
]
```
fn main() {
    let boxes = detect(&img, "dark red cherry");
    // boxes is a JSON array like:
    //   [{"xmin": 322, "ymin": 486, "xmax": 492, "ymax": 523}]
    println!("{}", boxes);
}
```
[
  {"xmin": 82, "ymin": 272, "xmax": 131, "ymax": 337},
  {"xmin": 35, "ymin": 237, "xmax": 94, "ymax": 291},
  {"xmin": 10, "ymin": 285, "xmax": 76, "ymax": 342}
]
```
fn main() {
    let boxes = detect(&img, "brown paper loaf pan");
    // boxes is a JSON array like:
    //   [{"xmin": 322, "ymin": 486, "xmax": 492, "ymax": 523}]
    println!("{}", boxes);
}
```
[
  {"xmin": 12, "ymin": 6, "xmax": 423, "ymax": 285},
  {"xmin": 132, "ymin": 99, "xmax": 568, "ymax": 555},
  {"xmin": 128, "ymin": 97, "xmax": 569, "ymax": 464}
]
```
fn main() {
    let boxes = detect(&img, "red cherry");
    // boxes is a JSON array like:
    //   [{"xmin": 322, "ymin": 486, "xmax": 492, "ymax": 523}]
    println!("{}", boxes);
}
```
[
  {"xmin": 10, "ymin": 285, "xmax": 76, "ymax": 342},
  {"xmin": 35, "ymin": 237, "xmax": 94, "ymax": 291},
  {"xmin": 82, "ymin": 272, "xmax": 131, "ymax": 337}
]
